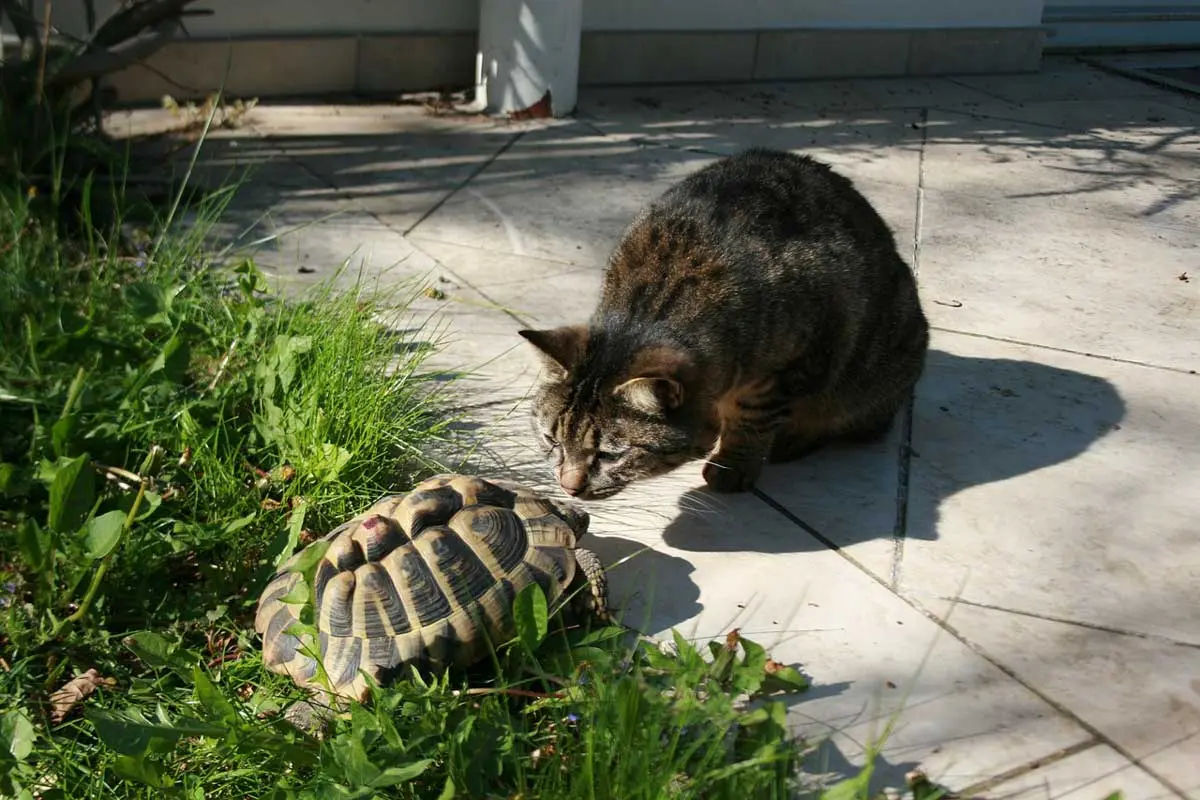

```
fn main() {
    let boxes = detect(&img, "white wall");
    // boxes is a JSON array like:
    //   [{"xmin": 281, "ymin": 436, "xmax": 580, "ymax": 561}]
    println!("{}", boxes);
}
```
[
  {"xmin": 581, "ymin": 0, "xmax": 1046, "ymax": 31},
  {"xmin": 45, "ymin": 0, "xmax": 1048, "ymax": 39},
  {"xmin": 50, "ymin": 0, "xmax": 477, "ymax": 38}
]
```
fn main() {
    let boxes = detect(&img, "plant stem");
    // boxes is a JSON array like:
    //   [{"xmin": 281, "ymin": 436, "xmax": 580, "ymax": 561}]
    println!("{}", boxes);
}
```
[
  {"xmin": 51, "ymin": 479, "xmax": 147, "ymax": 638},
  {"xmin": 35, "ymin": 0, "xmax": 52, "ymax": 100}
]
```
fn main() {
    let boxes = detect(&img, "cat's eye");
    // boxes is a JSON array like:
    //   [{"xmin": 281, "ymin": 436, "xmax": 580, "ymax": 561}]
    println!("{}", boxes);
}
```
[{"xmin": 595, "ymin": 450, "xmax": 621, "ymax": 462}]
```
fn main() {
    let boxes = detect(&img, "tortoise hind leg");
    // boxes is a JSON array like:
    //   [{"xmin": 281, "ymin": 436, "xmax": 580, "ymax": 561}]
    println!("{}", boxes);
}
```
[{"xmin": 567, "ymin": 547, "xmax": 611, "ymax": 624}]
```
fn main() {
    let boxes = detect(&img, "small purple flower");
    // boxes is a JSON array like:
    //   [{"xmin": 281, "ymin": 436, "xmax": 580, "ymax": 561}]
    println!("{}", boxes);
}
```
[
  {"xmin": 0, "ymin": 581, "xmax": 16, "ymax": 610},
  {"xmin": 566, "ymin": 713, "xmax": 579, "ymax": 724}
]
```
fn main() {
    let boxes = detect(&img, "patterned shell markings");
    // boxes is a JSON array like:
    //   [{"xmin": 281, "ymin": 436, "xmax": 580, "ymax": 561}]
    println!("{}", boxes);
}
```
[{"xmin": 254, "ymin": 474, "xmax": 589, "ymax": 702}]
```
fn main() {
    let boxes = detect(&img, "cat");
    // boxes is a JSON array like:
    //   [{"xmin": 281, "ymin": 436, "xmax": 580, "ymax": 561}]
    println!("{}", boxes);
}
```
[{"xmin": 519, "ymin": 147, "xmax": 929, "ymax": 500}]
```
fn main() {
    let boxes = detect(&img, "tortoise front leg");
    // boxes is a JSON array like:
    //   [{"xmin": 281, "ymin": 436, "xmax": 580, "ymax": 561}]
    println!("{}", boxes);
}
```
[{"xmin": 568, "ymin": 547, "xmax": 610, "ymax": 624}]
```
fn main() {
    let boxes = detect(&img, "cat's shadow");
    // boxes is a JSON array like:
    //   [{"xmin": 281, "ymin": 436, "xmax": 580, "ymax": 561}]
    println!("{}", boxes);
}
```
[
  {"xmin": 454, "ymin": 346, "xmax": 1126, "ymax": 625},
  {"xmin": 564, "ymin": 344, "xmax": 1128, "ymax": 649},
  {"xmin": 655, "ymin": 347, "xmax": 1126, "ymax": 557}
]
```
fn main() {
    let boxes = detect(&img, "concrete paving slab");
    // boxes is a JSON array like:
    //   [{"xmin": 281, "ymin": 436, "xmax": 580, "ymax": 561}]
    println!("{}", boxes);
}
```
[
  {"xmin": 949, "ymin": 58, "xmax": 1168, "ymax": 105},
  {"xmin": 917, "ymin": 189, "xmax": 1199, "ymax": 372},
  {"xmin": 918, "ymin": 602, "xmax": 1200, "ymax": 797},
  {"xmin": 409, "ymin": 237, "xmax": 604, "ymax": 330},
  {"xmin": 750, "ymin": 428, "xmax": 904, "ymax": 586},
  {"xmin": 581, "ymin": 82, "xmax": 927, "ymax": 190},
  {"xmin": 903, "ymin": 330, "xmax": 1200, "ymax": 645},
  {"xmin": 922, "ymin": 107, "xmax": 1199, "ymax": 232},
  {"xmin": 409, "ymin": 125, "xmax": 718, "ymax": 267},
  {"xmin": 267, "ymin": 129, "xmax": 522, "ymax": 233},
  {"xmin": 946, "ymin": 96, "xmax": 1200, "ymax": 149},
  {"xmin": 979, "ymin": 743, "xmax": 1176, "ymax": 799},
  {"xmin": 410, "ymin": 120, "xmax": 920, "ymax": 276},
  {"xmin": 797, "ymin": 76, "xmax": 997, "ymax": 111}
]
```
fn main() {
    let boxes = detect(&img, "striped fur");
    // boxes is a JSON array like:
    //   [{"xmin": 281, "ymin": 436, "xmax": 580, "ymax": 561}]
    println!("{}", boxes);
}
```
[{"xmin": 520, "ymin": 147, "xmax": 930, "ymax": 498}]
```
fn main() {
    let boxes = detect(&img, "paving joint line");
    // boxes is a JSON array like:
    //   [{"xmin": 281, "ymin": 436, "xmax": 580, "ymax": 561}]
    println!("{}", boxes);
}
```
[
  {"xmin": 750, "ymin": 494, "xmax": 1192, "ymax": 799},
  {"xmin": 937, "ymin": 596, "xmax": 1200, "ymax": 649},
  {"xmin": 953, "ymin": 737, "xmax": 1102, "ymax": 796},
  {"xmin": 930, "ymin": 326, "xmax": 1200, "ymax": 376},
  {"xmin": 407, "ymin": 232, "xmax": 604, "ymax": 271},
  {"xmin": 904, "ymin": 595, "xmax": 1194, "ymax": 799},
  {"xmin": 269, "ymin": 128, "xmax": 541, "ymax": 334},
  {"xmin": 889, "ymin": 107, "xmax": 929, "ymax": 589},
  {"xmin": 403, "ymin": 130, "xmax": 525, "ymax": 237}
]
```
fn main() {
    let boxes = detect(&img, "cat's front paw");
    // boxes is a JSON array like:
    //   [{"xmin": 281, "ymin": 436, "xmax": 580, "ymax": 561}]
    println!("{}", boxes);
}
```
[{"xmin": 702, "ymin": 459, "xmax": 760, "ymax": 493}]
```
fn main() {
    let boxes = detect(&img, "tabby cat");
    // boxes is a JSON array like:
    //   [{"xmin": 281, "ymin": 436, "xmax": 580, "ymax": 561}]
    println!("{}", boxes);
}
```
[{"xmin": 519, "ymin": 147, "xmax": 929, "ymax": 500}]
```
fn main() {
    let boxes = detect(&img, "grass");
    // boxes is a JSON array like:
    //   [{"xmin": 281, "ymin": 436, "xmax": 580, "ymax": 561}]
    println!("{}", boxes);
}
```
[{"xmin": 0, "ymin": 97, "xmax": 920, "ymax": 800}]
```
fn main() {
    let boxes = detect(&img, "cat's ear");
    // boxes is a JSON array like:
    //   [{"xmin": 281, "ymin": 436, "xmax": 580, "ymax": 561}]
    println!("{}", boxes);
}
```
[
  {"xmin": 613, "ymin": 345, "xmax": 693, "ymax": 415},
  {"xmin": 518, "ymin": 326, "xmax": 589, "ymax": 376}
]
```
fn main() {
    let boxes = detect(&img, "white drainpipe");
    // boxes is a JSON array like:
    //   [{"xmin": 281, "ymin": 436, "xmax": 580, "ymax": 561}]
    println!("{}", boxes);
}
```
[{"xmin": 469, "ymin": 0, "xmax": 583, "ymax": 118}]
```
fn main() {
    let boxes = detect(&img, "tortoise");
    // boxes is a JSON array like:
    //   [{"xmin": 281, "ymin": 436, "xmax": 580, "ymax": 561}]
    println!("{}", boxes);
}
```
[{"xmin": 254, "ymin": 473, "xmax": 610, "ymax": 715}]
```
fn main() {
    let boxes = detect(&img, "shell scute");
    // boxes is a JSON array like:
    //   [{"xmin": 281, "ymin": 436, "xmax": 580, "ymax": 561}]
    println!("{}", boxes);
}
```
[{"xmin": 255, "ymin": 473, "xmax": 591, "ymax": 704}]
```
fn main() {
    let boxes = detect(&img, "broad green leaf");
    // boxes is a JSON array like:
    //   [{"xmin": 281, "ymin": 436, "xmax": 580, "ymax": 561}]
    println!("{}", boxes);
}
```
[
  {"xmin": 436, "ymin": 776, "xmax": 456, "ymax": 800},
  {"xmin": 573, "ymin": 625, "xmax": 629, "ymax": 646},
  {"xmin": 513, "ymin": 583, "xmax": 549, "ymax": 652},
  {"xmin": 759, "ymin": 662, "xmax": 810, "ymax": 696},
  {"xmin": 284, "ymin": 539, "xmax": 331, "ymax": 577},
  {"xmin": 732, "ymin": 636, "xmax": 768, "ymax": 695},
  {"xmin": 273, "ymin": 335, "xmax": 312, "ymax": 391},
  {"xmin": 370, "ymin": 759, "xmax": 434, "ymax": 788},
  {"xmin": 16, "ymin": 518, "xmax": 50, "ymax": 571},
  {"xmin": 50, "ymin": 415, "xmax": 77, "ymax": 459},
  {"xmin": 124, "ymin": 282, "xmax": 170, "ymax": 325},
  {"xmin": 192, "ymin": 668, "xmax": 238, "ymax": 727},
  {"xmin": 1, "ymin": 709, "xmax": 35, "ymax": 761},
  {"xmin": 330, "ymin": 732, "xmax": 381, "ymax": 786},
  {"xmin": 124, "ymin": 631, "xmax": 173, "ymax": 669},
  {"xmin": 86, "ymin": 707, "xmax": 223, "ymax": 756},
  {"xmin": 270, "ymin": 501, "xmax": 307, "ymax": 571},
  {"xmin": 567, "ymin": 645, "xmax": 613, "ymax": 672},
  {"xmin": 47, "ymin": 453, "xmax": 93, "ymax": 533},
  {"xmin": 149, "ymin": 335, "xmax": 190, "ymax": 383},
  {"xmin": 313, "ymin": 443, "xmax": 353, "ymax": 483},
  {"xmin": 0, "ymin": 463, "xmax": 14, "ymax": 494},
  {"xmin": 222, "ymin": 512, "xmax": 257, "ymax": 536},
  {"xmin": 84, "ymin": 510, "xmax": 127, "ymax": 560},
  {"xmin": 113, "ymin": 754, "xmax": 174, "ymax": 788},
  {"xmin": 137, "ymin": 490, "xmax": 162, "ymax": 522}
]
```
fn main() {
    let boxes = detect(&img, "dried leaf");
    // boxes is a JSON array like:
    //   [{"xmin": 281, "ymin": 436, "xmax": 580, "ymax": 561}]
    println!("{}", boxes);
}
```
[
  {"xmin": 49, "ymin": 669, "xmax": 116, "ymax": 724},
  {"xmin": 723, "ymin": 628, "xmax": 741, "ymax": 652}
]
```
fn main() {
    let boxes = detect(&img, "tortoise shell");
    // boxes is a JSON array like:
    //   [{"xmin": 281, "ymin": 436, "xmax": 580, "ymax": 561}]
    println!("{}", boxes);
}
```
[{"xmin": 254, "ymin": 473, "xmax": 591, "ymax": 702}]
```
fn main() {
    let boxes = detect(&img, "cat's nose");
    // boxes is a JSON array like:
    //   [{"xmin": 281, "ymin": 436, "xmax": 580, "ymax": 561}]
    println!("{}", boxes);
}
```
[{"xmin": 559, "ymin": 467, "xmax": 587, "ymax": 497}]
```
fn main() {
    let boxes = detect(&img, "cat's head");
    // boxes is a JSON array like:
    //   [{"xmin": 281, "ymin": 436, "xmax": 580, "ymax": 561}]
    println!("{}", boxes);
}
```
[{"xmin": 518, "ymin": 325, "xmax": 700, "ymax": 500}]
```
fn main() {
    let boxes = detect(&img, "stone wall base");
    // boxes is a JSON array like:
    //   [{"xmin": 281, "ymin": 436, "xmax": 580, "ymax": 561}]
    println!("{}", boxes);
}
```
[{"xmin": 104, "ymin": 27, "xmax": 1045, "ymax": 104}]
